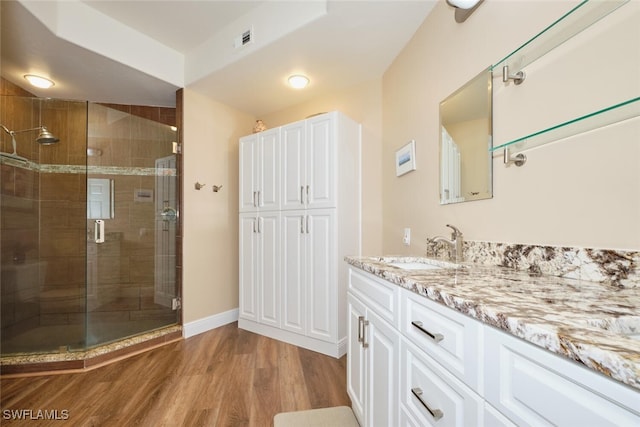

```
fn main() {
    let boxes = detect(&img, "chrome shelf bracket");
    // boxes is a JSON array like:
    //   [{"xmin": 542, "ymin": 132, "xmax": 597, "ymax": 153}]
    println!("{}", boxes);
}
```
[
  {"xmin": 503, "ymin": 65, "xmax": 526, "ymax": 85},
  {"xmin": 504, "ymin": 146, "xmax": 527, "ymax": 167}
]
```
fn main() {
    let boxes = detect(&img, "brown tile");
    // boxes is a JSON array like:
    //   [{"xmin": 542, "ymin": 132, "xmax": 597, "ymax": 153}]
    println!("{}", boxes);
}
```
[
  {"xmin": 40, "ymin": 228, "xmax": 86, "ymax": 257},
  {"xmin": 40, "ymin": 173, "xmax": 85, "ymax": 202}
]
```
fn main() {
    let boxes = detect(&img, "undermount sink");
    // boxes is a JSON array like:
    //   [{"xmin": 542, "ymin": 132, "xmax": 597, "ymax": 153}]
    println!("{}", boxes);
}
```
[
  {"xmin": 584, "ymin": 316, "xmax": 640, "ymax": 341},
  {"xmin": 387, "ymin": 262, "xmax": 444, "ymax": 271},
  {"xmin": 382, "ymin": 257, "xmax": 461, "ymax": 271}
]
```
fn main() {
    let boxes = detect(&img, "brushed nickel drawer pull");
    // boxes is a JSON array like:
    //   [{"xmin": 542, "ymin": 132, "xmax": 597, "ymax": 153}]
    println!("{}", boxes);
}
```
[
  {"xmin": 411, "ymin": 387, "xmax": 443, "ymax": 420},
  {"xmin": 411, "ymin": 320, "xmax": 444, "ymax": 343},
  {"xmin": 358, "ymin": 316, "xmax": 364, "ymax": 344},
  {"xmin": 362, "ymin": 318, "xmax": 369, "ymax": 348}
]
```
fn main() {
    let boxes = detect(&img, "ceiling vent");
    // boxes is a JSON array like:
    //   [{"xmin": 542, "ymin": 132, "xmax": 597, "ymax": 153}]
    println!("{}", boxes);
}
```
[{"xmin": 234, "ymin": 28, "xmax": 254, "ymax": 48}]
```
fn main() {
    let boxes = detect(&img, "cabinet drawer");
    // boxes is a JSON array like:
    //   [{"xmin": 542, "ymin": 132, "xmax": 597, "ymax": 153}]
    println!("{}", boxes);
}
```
[
  {"xmin": 400, "ymin": 337, "xmax": 483, "ymax": 427},
  {"xmin": 400, "ymin": 289, "xmax": 482, "ymax": 392},
  {"xmin": 485, "ymin": 326, "xmax": 640, "ymax": 427},
  {"xmin": 348, "ymin": 268, "xmax": 399, "ymax": 327}
]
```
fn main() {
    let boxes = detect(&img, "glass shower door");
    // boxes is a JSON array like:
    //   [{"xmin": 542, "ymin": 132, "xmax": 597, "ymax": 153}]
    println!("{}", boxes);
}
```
[{"xmin": 85, "ymin": 103, "xmax": 179, "ymax": 347}]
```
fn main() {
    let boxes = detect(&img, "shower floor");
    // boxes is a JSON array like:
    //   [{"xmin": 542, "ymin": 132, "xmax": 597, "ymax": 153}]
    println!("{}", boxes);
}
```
[{"xmin": 1, "ymin": 317, "xmax": 176, "ymax": 355}]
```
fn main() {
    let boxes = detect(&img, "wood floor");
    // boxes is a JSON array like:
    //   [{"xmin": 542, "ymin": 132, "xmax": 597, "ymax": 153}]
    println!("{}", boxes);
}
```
[{"xmin": 0, "ymin": 323, "xmax": 351, "ymax": 426}]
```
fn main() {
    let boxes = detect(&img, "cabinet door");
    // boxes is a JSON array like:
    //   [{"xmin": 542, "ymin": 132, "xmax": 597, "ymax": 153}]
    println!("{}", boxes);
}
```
[
  {"xmin": 367, "ymin": 308, "xmax": 400, "ymax": 427},
  {"xmin": 281, "ymin": 121, "xmax": 306, "ymax": 210},
  {"xmin": 257, "ymin": 213, "xmax": 280, "ymax": 328},
  {"xmin": 306, "ymin": 209, "xmax": 336, "ymax": 342},
  {"xmin": 347, "ymin": 293, "xmax": 367, "ymax": 427},
  {"xmin": 257, "ymin": 128, "xmax": 280, "ymax": 211},
  {"xmin": 306, "ymin": 113, "xmax": 336, "ymax": 209},
  {"xmin": 485, "ymin": 326, "xmax": 640, "ymax": 427},
  {"xmin": 281, "ymin": 211, "xmax": 306, "ymax": 334},
  {"xmin": 239, "ymin": 135, "xmax": 258, "ymax": 212},
  {"xmin": 239, "ymin": 214, "xmax": 258, "ymax": 320}
]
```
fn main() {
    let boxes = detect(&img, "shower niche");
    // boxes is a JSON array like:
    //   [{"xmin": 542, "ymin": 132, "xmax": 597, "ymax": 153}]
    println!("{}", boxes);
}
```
[{"xmin": 1, "ymin": 89, "xmax": 181, "ymax": 360}]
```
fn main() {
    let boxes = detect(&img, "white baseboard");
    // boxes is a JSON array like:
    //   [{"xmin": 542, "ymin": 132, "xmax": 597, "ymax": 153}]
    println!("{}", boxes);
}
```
[
  {"xmin": 238, "ymin": 318, "xmax": 347, "ymax": 359},
  {"xmin": 183, "ymin": 308, "xmax": 239, "ymax": 338}
]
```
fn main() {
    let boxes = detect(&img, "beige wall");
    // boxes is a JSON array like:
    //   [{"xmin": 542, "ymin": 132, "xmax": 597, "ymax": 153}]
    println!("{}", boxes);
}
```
[
  {"xmin": 182, "ymin": 88, "xmax": 254, "ymax": 323},
  {"xmin": 382, "ymin": 0, "xmax": 640, "ymax": 254}
]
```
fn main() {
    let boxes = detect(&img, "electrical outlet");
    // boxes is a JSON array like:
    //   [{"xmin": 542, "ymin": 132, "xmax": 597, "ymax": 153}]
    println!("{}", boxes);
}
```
[{"xmin": 403, "ymin": 228, "xmax": 411, "ymax": 246}]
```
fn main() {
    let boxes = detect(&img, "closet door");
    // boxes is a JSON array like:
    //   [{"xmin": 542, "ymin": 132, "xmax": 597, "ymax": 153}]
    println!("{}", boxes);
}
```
[
  {"xmin": 239, "ymin": 135, "xmax": 259, "ymax": 212},
  {"xmin": 281, "ymin": 211, "xmax": 307, "ymax": 335},
  {"xmin": 257, "ymin": 128, "xmax": 280, "ymax": 211},
  {"xmin": 239, "ymin": 214, "xmax": 258, "ymax": 321},
  {"xmin": 257, "ymin": 212, "xmax": 281, "ymax": 328},
  {"xmin": 306, "ymin": 113, "xmax": 336, "ymax": 209},
  {"xmin": 281, "ymin": 121, "xmax": 307, "ymax": 210},
  {"xmin": 306, "ymin": 209, "xmax": 337, "ymax": 342}
]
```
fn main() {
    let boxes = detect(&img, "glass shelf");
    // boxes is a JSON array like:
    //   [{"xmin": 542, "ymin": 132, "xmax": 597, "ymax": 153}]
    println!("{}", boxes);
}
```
[
  {"xmin": 492, "ymin": 97, "xmax": 640, "ymax": 152},
  {"xmin": 492, "ymin": 0, "xmax": 629, "ymax": 76}
]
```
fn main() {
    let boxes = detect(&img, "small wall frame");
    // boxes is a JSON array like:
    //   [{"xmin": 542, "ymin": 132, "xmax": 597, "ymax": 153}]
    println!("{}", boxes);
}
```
[{"xmin": 395, "ymin": 140, "xmax": 417, "ymax": 176}]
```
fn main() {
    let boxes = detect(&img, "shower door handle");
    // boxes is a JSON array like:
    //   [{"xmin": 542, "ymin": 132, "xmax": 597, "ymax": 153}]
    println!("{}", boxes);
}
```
[
  {"xmin": 94, "ymin": 220, "xmax": 105, "ymax": 244},
  {"xmin": 161, "ymin": 207, "xmax": 178, "ymax": 222}
]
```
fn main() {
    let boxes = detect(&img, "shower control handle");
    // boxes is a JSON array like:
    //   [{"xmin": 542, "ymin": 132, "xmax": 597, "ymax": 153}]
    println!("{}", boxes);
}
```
[{"xmin": 94, "ymin": 220, "xmax": 105, "ymax": 244}]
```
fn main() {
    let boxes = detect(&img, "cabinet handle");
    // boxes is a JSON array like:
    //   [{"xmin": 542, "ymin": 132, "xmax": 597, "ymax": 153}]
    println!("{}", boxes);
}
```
[
  {"xmin": 253, "ymin": 218, "xmax": 256, "ymax": 233},
  {"xmin": 301, "ymin": 186, "xmax": 305, "ymax": 205},
  {"xmin": 362, "ymin": 318, "xmax": 369, "ymax": 349},
  {"xmin": 357, "ymin": 316, "xmax": 364, "ymax": 344},
  {"xmin": 411, "ymin": 321, "xmax": 444, "ymax": 343},
  {"xmin": 411, "ymin": 387, "xmax": 443, "ymax": 421},
  {"xmin": 306, "ymin": 185, "xmax": 309, "ymax": 204},
  {"xmin": 306, "ymin": 215, "xmax": 310, "ymax": 234}
]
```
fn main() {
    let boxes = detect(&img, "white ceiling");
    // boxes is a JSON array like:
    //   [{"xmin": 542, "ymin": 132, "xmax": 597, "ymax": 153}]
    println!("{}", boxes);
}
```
[{"xmin": 1, "ymin": 0, "xmax": 437, "ymax": 116}]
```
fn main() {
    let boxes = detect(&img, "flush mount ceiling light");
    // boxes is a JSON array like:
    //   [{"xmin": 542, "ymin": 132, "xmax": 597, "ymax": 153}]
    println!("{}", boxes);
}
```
[
  {"xmin": 24, "ymin": 74, "xmax": 55, "ymax": 89},
  {"xmin": 288, "ymin": 74, "xmax": 310, "ymax": 89},
  {"xmin": 446, "ymin": 0, "xmax": 484, "ymax": 23}
]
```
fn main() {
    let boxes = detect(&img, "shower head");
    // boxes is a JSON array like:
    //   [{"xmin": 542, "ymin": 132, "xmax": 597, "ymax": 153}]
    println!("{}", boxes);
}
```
[
  {"xmin": 0, "ymin": 125, "xmax": 59, "ymax": 145},
  {"xmin": 36, "ymin": 127, "xmax": 60, "ymax": 145}
]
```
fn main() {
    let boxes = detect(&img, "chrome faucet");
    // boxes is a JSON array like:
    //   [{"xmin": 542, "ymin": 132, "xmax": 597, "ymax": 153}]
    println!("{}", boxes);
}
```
[{"xmin": 429, "ymin": 224, "xmax": 464, "ymax": 263}]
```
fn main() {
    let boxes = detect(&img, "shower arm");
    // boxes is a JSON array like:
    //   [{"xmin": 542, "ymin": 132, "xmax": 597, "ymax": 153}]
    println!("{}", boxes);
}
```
[
  {"xmin": 1, "ymin": 125, "xmax": 54, "ymax": 153},
  {"xmin": 1, "ymin": 124, "xmax": 19, "ymax": 155}
]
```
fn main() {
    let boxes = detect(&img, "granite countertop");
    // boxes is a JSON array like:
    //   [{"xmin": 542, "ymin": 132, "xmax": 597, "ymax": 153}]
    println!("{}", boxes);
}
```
[{"xmin": 345, "ymin": 255, "xmax": 640, "ymax": 391}]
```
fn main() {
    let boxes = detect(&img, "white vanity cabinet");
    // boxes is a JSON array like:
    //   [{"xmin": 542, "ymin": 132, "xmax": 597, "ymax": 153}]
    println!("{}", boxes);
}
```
[
  {"xmin": 239, "ymin": 112, "xmax": 361, "ymax": 358},
  {"xmin": 347, "ymin": 269, "xmax": 400, "ymax": 427},
  {"xmin": 347, "ymin": 265, "xmax": 640, "ymax": 427},
  {"xmin": 485, "ymin": 325, "xmax": 640, "ymax": 427}
]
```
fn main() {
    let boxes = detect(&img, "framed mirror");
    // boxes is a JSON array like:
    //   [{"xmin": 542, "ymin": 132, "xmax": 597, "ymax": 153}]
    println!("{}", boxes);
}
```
[{"xmin": 439, "ymin": 68, "xmax": 492, "ymax": 204}]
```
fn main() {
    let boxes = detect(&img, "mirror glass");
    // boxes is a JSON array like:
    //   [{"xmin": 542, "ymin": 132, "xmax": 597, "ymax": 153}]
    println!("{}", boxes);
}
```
[{"xmin": 439, "ymin": 68, "xmax": 492, "ymax": 204}]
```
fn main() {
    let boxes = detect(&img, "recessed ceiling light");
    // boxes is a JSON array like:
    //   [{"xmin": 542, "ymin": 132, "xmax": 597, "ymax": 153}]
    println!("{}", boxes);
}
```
[
  {"xmin": 24, "ymin": 74, "xmax": 55, "ymax": 89},
  {"xmin": 288, "ymin": 74, "xmax": 309, "ymax": 89}
]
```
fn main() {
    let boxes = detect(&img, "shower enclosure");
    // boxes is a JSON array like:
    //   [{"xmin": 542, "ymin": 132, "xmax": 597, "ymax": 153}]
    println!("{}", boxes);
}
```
[{"xmin": 1, "ymin": 95, "xmax": 180, "ymax": 356}]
